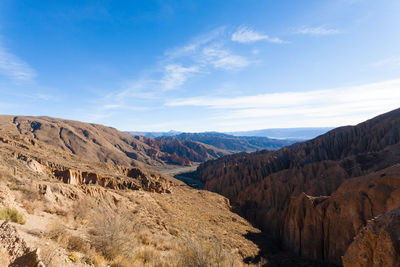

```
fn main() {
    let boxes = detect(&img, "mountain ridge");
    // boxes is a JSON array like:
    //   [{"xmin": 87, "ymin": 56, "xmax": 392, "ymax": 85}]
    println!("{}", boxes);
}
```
[{"xmin": 195, "ymin": 107, "xmax": 400, "ymax": 265}]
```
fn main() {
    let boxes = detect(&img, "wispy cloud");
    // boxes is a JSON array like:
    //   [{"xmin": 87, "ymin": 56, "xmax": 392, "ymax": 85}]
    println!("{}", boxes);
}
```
[
  {"xmin": 166, "ymin": 79, "xmax": 400, "ymax": 128},
  {"xmin": 92, "ymin": 26, "xmax": 266, "ymax": 116},
  {"xmin": 201, "ymin": 45, "xmax": 249, "ymax": 70},
  {"xmin": 161, "ymin": 64, "xmax": 199, "ymax": 90},
  {"xmin": 0, "ymin": 42, "xmax": 36, "ymax": 82},
  {"xmin": 162, "ymin": 27, "xmax": 253, "ymax": 80},
  {"xmin": 165, "ymin": 27, "xmax": 226, "ymax": 59},
  {"xmin": 294, "ymin": 26, "xmax": 340, "ymax": 36},
  {"xmin": 371, "ymin": 56, "xmax": 400, "ymax": 68},
  {"xmin": 232, "ymin": 26, "xmax": 285, "ymax": 43}
]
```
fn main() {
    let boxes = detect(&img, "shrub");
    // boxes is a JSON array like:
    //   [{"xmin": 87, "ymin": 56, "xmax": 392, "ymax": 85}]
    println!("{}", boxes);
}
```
[
  {"xmin": 136, "ymin": 246, "xmax": 158, "ymax": 264},
  {"xmin": 46, "ymin": 222, "xmax": 91, "ymax": 255},
  {"xmin": 46, "ymin": 222, "xmax": 70, "ymax": 246},
  {"xmin": 72, "ymin": 198, "xmax": 94, "ymax": 220},
  {"xmin": 88, "ymin": 205, "xmax": 134, "ymax": 260},
  {"xmin": 0, "ymin": 207, "xmax": 26, "ymax": 224},
  {"xmin": 67, "ymin": 235, "xmax": 91, "ymax": 254},
  {"xmin": 177, "ymin": 235, "xmax": 237, "ymax": 267},
  {"xmin": 110, "ymin": 255, "xmax": 133, "ymax": 267}
]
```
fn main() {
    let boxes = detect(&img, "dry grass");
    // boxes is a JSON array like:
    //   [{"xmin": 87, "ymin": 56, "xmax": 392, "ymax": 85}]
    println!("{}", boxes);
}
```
[
  {"xmin": 72, "ymin": 198, "xmax": 94, "ymax": 220},
  {"xmin": 43, "ymin": 204, "xmax": 69, "ymax": 216},
  {"xmin": 137, "ymin": 246, "xmax": 157, "ymax": 264},
  {"xmin": 46, "ymin": 222, "xmax": 91, "ymax": 254},
  {"xmin": 137, "ymin": 231, "xmax": 154, "ymax": 246},
  {"xmin": 177, "ymin": 235, "xmax": 238, "ymax": 267},
  {"xmin": 21, "ymin": 200, "xmax": 36, "ymax": 214},
  {"xmin": 88, "ymin": 205, "xmax": 134, "ymax": 260},
  {"xmin": 40, "ymin": 243, "xmax": 59, "ymax": 267},
  {"xmin": 67, "ymin": 235, "xmax": 91, "ymax": 254},
  {"xmin": 0, "ymin": 207, "xmax": 26, "ymax": 224},
  {"xmin": 92, "ymin": 254, "xmax": 108, "ymax": 267}
]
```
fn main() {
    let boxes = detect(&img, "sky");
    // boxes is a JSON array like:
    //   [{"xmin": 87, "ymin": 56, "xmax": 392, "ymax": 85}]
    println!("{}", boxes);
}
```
[{"xmin": 0, "ymin": 0, "xmax": 399, "ymax": 132}]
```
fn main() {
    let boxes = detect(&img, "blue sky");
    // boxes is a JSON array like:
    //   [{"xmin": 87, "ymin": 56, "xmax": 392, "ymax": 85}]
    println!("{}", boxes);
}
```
[{"xmin": 0, "ymin": 0, "xmax": 399, "ymax": 132}]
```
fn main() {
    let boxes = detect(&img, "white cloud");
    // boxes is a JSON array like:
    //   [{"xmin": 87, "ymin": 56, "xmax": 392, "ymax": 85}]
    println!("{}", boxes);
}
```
[
  {"xmin": 201, "ymin": 45, "xmax": 249, "ymax": 70},
  {"xmin": 165, "ymin": 79, "xmax": 400, "ymax": 129},
  {"xmin": 160, "ymin": 64, "xmax": 199, "ymax": 90},
  {"xmin": 0, "ymin": 43, "xmax": 36, "ymax": 82},
  {"xmin": 232, "ymin": 26, "xmax": 284, "ymax": 43},
  {"xmin": 295, "ymin": 26, "xmax": 340, "ymax": 36},
  {"xmin": 165, "ymin": 27, "xmax": 226, "ymax": 59}
]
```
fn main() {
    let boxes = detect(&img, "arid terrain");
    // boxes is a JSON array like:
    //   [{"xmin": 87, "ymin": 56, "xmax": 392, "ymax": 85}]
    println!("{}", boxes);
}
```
[
  {"xmin": 0, "ymin": 115, "xmax": 327, "ymax": 266},
  {"xmin": 196, "ymin": 108, "xmax": 400, "ymax": 266},
  {"xmin": 0, "ymin": 109, "xmax": 399, "ymax": 266}
]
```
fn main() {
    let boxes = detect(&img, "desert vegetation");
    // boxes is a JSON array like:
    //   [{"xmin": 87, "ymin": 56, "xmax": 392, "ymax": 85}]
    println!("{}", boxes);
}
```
[{"xmin": 0, "ymin": 207, "xmax": 25, "ymax": 224}]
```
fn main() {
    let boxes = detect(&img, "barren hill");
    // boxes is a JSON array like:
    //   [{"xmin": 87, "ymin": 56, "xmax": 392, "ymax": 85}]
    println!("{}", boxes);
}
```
[
  {"xmin": 0, "ymin": 114, "xmax": 331, "ymax": 266},
  {"xmin": 0, "ymin": 116, "xmax": 262, "ymax": 266},
  {"xmin": 0, "ymin": 115, "xmax": 232, "ymax": 168},
  {"xmin": 195, "ymin": 107, "xmax": 400, "ymax": 265}
]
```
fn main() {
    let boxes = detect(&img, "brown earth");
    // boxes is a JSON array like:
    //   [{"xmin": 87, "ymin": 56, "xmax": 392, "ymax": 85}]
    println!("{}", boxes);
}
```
[
  {"xmin": 0, "ymin": 115, "xmax": 233, "ymax": 168},
  {"xmin": 342, "ymin": 208, "xmax": 400, "ymax": 267},
  {"xmin": 0, "ymin": 114, "xmax": 332, "ymax": 266},
  {"xmin": 196, "ymin": 108, "xmax": 400, "ymax": 265}
]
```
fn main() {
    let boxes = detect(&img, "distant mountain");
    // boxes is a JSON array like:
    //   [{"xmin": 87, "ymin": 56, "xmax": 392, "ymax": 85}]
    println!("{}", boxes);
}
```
[
  {"xmin": 229, "ymin": 127, "xmax": 333, "ymax": 140},
  {"xmin": 133, "ymin": 135, "xmax": 231, "ymax": 164},
  {"xmin": 161, "ymin": 132, "xmax": 294, "ymax": 152},
  {"xmin": 126, "ymin": 130, "xmax": 182, "ymax": 138},
  {"xmin": 128, "ymin": 127, "xmax": 333, "ymax": 141}
]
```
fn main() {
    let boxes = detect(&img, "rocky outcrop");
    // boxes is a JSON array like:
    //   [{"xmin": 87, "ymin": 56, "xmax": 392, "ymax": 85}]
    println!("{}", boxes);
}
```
[
  {"xmin": 342, "ymin": 208, "xmax": 400, "ymax": 267},
  {"xmin": 52, "ymin": 167, "xmax": 172, "ymax": 193},
  {"xmin": 196, "ymin": 108, "xmax": 400, "ymax": 264},
  {"xmin": 283, "ymin": 165, "xmax": 400, "ymax": 263},
  {"xmin": 0, "ymin": 221, "xmax": 44, "ymax": 266}
]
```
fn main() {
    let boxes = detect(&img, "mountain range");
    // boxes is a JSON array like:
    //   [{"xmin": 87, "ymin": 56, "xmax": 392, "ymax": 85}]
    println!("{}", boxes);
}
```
[{"xmin": 129, "ymin": 127, "xmax": 332, "ymax": 141}]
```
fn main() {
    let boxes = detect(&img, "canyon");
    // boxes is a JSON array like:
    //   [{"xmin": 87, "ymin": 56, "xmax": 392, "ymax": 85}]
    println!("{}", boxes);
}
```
[
  {"xmin": 0, "ymin": 109, "xmax": 399, "ymax": 266},
  {"xmin": 195, "ymin": 108, "xmax": 400, "ymax": 265}
]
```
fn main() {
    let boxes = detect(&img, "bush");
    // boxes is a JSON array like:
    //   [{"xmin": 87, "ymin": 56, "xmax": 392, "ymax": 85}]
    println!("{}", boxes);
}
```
[
  {"xmin": 0, "ymin": 207, "xmax": 26, "ymax": 224},
  {"xmin": 177, "ymin": 235, "xmax": 237, "ymax": 267},
  {"xmin": 88, "ymin": 205, "xmax": 134, "ymax": 260}
]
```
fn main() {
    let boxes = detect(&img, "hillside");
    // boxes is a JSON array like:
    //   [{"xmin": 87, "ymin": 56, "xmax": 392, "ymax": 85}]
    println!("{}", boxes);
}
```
[
  {"xmin": 134, "ymin": 135, "xmax": 231, "ymax": 163},
  {"xmin": 0, "ymin": 114, "xmax": 334, "ymax": 266},
  {"xmin": 0, "ymin": 116, "xmax": 233, "ymax": 168},
  {"xmin": 195, "ymin": 108, "xmax": 400, "ymax": 265},
  {"xmin": 0, "ymin": 117, "xmax": 261, "ymax": 266},
  {"xmin": 159, "ymin": 132, "xmax": 294, "ymax": 152}
]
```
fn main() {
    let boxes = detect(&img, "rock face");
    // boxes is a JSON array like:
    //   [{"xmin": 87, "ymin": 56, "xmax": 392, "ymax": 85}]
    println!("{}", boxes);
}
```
[
  {"xmin": 342, "ymin": 208, "xmax": 400, "ymax": 267},
  {"xmin": 196, "ymin": 108, "xmax": 400, "ymax": 264},
  {"xmin": 283, "ymin": 165, "xmax": 400, "ymax": 262},
  {"xmin": 0, "ymin": 221, "xmax": 44, "ymax": 266},
  {"xmin": 52, "ymin": 167, "xmax": 172, "ymax": 193}
]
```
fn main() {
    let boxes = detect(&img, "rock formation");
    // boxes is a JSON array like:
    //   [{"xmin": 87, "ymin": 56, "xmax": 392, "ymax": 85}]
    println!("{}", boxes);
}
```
[
  {"xmin": 342, "ymin": 208, "xmax": 400, "ymax": 267},
  {"xmin": 196, "ymin": 108, "xmax": 400, "ymax": 264},
  {"xmin": 0, "ymin": 221, "xmax": 44, "ymax": 266}
]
